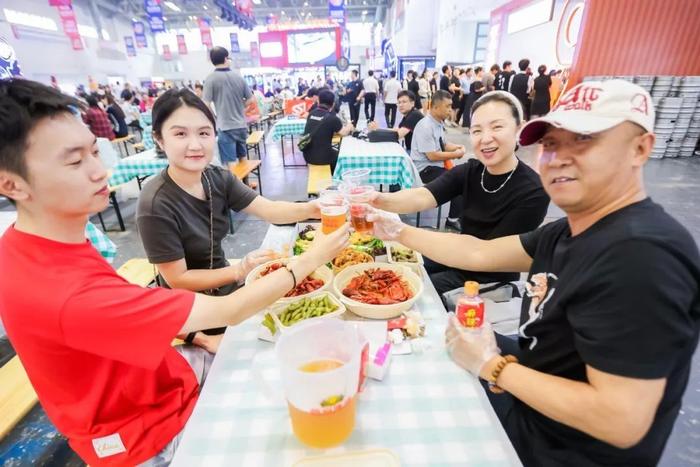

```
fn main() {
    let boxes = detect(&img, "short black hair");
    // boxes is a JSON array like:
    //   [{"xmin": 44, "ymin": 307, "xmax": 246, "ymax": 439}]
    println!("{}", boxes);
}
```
[
  {"xmin": 318, "ymin": 89, "xmax": 335, "ymax": 107},
  {"xmin": 471, "ymin": 91, "xmax": 523, "ymax": 125},
  {"xmin": 490, "ymin": 64, "xmax": 500, "ymax": 72},
  {"xmin": 474, "ymin": 66, "xmax": 483, "ymax": 74},
  {"xmin": 431, "ymin": 89, "xmax": 452, "ymax": 106},
  {"xmin": 209, "ymin": 46, "xmax": 229, "ymax": 66},
  {"xmin": 85, "ymin": 94, "xmax": 100, "ymax": 108},
  {"xmin": 368, "ymin": 70, "xmax": 374, "ymax": 76},
  {"xmin": 518, "ymin": 58, "xmax": 530, "ymax": 71},
  {"xmin": 465, "ymin": 67, "xmax": 473, "ymax": 74},
  {"xmin": 307, "ymin": 87, "xmax": 319, "ymax": 98},
  {"xmin": 152, "ymin": 88, "xmax": 217, "ymax": 140},
  {"xmin": 390, "ymin": 70, "xmax": 396, "ymax": 78},
  {"xmin": 441, "ymin": 65, "xmax": 450, "ymax": 73},
  {"xmin": 351, "ymin": 69, "xmax": 359, "ymax": 77},
  {"xmin": 538, "ymin": 64, "xmax": 547, "ymax": 75},
  {"xmin": 0, "ymin": 78, "xmax": 80, "ymax": 180},
  {"xmin": 503, "ymin": 60, "xmax": 512, "ymax": 69},
  {"xmin": 194, "ymin": 83, "xmax": 203, "ymax": 90},
  {"xmin": 397, "ymin": 90, "xmax": 415, "ymax": 102}
]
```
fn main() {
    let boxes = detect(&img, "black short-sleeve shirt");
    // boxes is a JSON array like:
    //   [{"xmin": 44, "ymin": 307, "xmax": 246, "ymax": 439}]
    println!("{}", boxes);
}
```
[
  {"xmin": 344, "ymin": 79, "xmax": 363, "ymax": 102},
  {"xmin": 439, "ymin": 75, "xmax": 451, "ymax": 93},
  {"xmin": 301, "ymin": 107, "xmax": 343, "ymax": 166},
  {"xmin": 425, "ymin": 159, "xmax": 549, "ymax": 283},
  {"xmin": 514, "ymin": 198, "xmax": 700, "ymax": 466},
  {"xmin": 136, "ymin": 165, "xmax": 258, "ymax": 294},
  {"xmin": 398, "ymin": 109, "xmax": 424, "ymax": 152}
]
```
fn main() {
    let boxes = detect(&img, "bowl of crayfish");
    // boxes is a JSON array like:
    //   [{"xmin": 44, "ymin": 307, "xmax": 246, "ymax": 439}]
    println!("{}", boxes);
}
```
[
  {"xmin": 245, "ymin": 257, "xmax": 333, "ymax": 303},
  {"xmin": 332, "ymin": 263, "xmax": 423, "ymax": 319}
]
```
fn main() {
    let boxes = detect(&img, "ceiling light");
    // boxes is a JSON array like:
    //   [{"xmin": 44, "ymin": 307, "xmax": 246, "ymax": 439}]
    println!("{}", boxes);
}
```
[
  {"xmin": 362, "ymin": 10, "xmax": 368, "ymax": 14},
  {"xmin": 363, "ymin": 0, "xmax": 367, "ymax": 4},
  {"xmin": 203, "ymin": 5, "xmax": 208, "ymax": 10},
  {"xmin": 303, "ymin": 1, "xmax": 308, "ymax": 5},
  {"xmin": 252, "ymin": 0, "xmax": 262, "ymax": 4},
  {"xmin": 163, "ymin": 1, "xmax": 181, "ymax": 12},
  {"xmin": 163, "ymin": 17, "xmax": 168, "ymax": 21}
]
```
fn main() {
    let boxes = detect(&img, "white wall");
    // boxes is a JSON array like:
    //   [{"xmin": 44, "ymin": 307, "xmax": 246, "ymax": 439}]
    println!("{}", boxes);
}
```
[
  {"xmin": 495, "ymin": 0, "xmax": 567, "ymax": 70},
  {"xmin": 387, "ymin": 0, "xmax": 436, "ymax": 57},
  {"xmin": 0, "ymin": 0, "xmax": 157, "ymax": 88}
]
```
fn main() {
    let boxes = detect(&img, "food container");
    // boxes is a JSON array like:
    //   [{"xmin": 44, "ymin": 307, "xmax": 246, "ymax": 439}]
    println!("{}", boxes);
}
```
[
  {"xmin": 332, "ymin": 248, "xmax": 374, "ymax": 274},
  {"xmin": 333, "ymin": 263, "xmax": 424, "ymax": 319},
  {"xmin": 386, "ymin": 241, "xmax": 424, "ymax": 278},
  {"xmin": 258, "ymin": 291, "xmax": 346, "ymax": 342},
  {"xmin": 245, "ymin": 257, "xmax": 333, "ymax": 303}
]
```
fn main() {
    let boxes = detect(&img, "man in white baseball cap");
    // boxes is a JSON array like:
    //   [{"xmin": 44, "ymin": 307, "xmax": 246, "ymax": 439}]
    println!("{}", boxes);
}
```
[{"xmin": 368, "ymin": 79, "xmax": 700, "ymax": 466}]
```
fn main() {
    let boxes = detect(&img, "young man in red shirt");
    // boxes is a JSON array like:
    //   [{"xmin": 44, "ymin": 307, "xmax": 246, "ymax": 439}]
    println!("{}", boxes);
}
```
[{"xmin": 0, "ymin": 79, "xmax": 349, "ymax": 466}]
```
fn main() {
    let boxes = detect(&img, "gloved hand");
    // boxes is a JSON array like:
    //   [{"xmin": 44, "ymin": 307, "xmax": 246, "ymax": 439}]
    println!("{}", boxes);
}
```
[
  {"xmin": 366, "ymin": 209, "xmax": 407, "ymax": 241},
  {"xmin": 235, "ymin": 249, "xmax": 278, "ymax": 281},
  {"xmin": 445, "ymin": 314, "xmax": 500, "ymax": 378}
]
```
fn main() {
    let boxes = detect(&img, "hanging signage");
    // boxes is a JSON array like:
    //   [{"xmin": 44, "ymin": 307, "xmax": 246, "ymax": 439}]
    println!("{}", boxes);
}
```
[
  {"xmin": 70, "ymin": 35, "xmax": 83, "ymax": 50},
  {"xmin": 133, "ymin": 21, "xmax": 148, "ymax": 48},
  {"xmin": 0, "ymin": 36, "xmax": 22, "ymax": 79},
  {"xmin": 56, "ymin": 5, "xmax": 79, "ymax": 38},
  {"xmin": 124, "ymin": 36, "xmax": 136, "ymax": 56},
  {"xmin": 48, "ymin": 0, "xmax": 72, "ymax": 6},
  {"xmin": 329, "ymin": 0, "xmax": 345, "ymax": 25},
  {"xmin": 238, "ymin": 0, "xmax": 253, "ymax": 15},
  {"xmin": 176, "ymin": 34, "xmax": 187, "ymax": 55},
  {"xmin": 230, "ymin": 32, "xmax": 240, "ymax": 53},
  {"xmin": 162, "ymin": 44, "xmax": 171, "ymax": 60},
  {"xmin": 144, "ymin": 0, "xmax": 165, "ymax": 33},
  {"xmin": 198, "ymin": 18, "xmax": 212, "ymax": 48}
]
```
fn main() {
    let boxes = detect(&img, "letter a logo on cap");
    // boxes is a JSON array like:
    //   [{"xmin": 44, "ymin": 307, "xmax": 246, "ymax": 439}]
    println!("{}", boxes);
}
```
[{"xmin": 631, "ymin": 93, "xmax": 649, "ymax": 116}]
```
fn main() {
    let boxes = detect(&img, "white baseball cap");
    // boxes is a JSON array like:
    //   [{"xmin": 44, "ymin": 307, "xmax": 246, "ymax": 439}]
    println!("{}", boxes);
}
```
[{"xmin": 519, "ymin": 79, "xmax": 655, "ymax": 146}]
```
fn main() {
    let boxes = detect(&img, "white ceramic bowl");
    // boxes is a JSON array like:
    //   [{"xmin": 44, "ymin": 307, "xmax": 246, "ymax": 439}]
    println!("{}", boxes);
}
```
[
  {"xmin": 245, "ymin": 257, "xmax": 333, "ymax": 302},
  {"xmin": 332, "ymin": 263, "xmax": 423, "ymax": 319}
]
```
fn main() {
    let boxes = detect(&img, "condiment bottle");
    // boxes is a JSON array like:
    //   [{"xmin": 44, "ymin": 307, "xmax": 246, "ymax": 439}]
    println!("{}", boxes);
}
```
[{"xmin": 455, "ymin": 281, "xmax": 484, "ymax": 330}]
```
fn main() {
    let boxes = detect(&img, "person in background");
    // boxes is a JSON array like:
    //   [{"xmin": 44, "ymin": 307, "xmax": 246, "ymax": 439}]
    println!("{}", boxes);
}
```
[
  {"xmin": 449, "ymin": 68, "xmax": 462, "ymax": 125},
  {"xmin": 509, "ymin": 58, "xmax": 533, "ymax": 121},
  {"xmin": 495, "ymin": 60, "xmax": 515, "ymax": 92},
  {"xmin": 418, "ymin": 70, "xmax": 431, "ymax": 111},
  {"xmin": 202, "ymin": 46, "xmax": 255, "ymax": 167},
  {"xmin": 121, "ymin": 90, "xmax": 143, "ymax": 134},
  {"xmin": 430, "ymin": 71, "xmax": 439, "ymax": 98},
  {"xmin": 372, "ymin": 79, "xmax": 700, "ymax": 467},
  {"xmin": 120, "ymin": 82, "xmax": 132, "ymax": 101},
  {"xmin": 407, "ymin": 70, "xmax": 422, "ymax": 113},
  {"xmin": 463, "ymin": 69, "xmax": 485, "ymax": 128},
  {"xmin": 410, "ymin": 90, "xmax": 466, "ymax": 230},
  {"xmin": 263, "ymin": 84, "xmax": 274, "ymax": 98},
  {"xmin": 530, "ymin": 65, "xmax": 552, "ymax": 118},
  {"xmin": 549, "ymin": 70, "xmax": 563, "ymax": 109},
  {"xmin": 383, "ymin": 70, "xmax": 401, "ymax": 128},
  {"xmin": 456, "ymin": 68, "xmax": 472, "ymax": 126},
  {"xmin": 368, "ymin": 91, "xmax": 548, "ymax": 296},
  {"xmin": 0, "ymin": 78, "xmax": 351, "ymax": 467},
  {"xmin": 362, "ymin": 70, "xmax": 379, "ymax": 123},
  {"xmin": 369, "ymin": 90, "xmax": 424, "ymax": 153},
  {"xmin": 484, "ymin": 64, "xmax": 500, "ymax": 92},
  {"xmin": 194, "ymin": 83, "xmax": 204, "ymax": 99},
  {"xmin": 300, "ymin": 90, "xmax": 354, "ymax": 173},
  {"xmin": 342, "ymin": 69, "xmax": 364, "ymax": 127},
  {"xmin": 101, "ymin": 94, "xmax": 129, "ymax": 138},
  {"xmin": 252, "ymin": 84, "xmax": 264, "ymax": 101},
  {"xmin": 82, "ymin": 94, "xmax": 115, "ymax": 140}
]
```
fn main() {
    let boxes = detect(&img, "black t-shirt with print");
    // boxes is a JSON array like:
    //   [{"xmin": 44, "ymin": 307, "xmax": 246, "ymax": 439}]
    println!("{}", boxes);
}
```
[
  {"xmin": 136, "ymin": 165, "xmax": 258, "ymax": 295},
  {"xmin": 495, "ymin": 70, "xmax": 515, "ymax": 91},
  {"xmin": 513, "ymin": 198, "xmax": 700, "ymax": 466},
  {"xmin": 301, "ymin": 107, "xmax": 343, "ymax": 165},
  {"xmin": 425, "ymin": 159, "xmax": 549, "ymax": 284},
  {"xmin": 399, "ymin": 109, "xmax": 424, "ymax": 151}
]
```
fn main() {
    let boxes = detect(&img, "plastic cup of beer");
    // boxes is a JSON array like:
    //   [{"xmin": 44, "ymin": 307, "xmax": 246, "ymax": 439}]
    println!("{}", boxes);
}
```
[
  {"xmin": 347, "ymin": 185, "xmax": 375, "ymax": 233},
  {"xmin": 318, "ymin": 190, "xmax": 348, "ymax": 234}
]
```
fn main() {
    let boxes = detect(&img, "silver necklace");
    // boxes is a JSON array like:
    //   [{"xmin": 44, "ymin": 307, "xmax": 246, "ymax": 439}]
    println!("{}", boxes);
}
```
[{"xmin": 480, "ymin": 158, "xmax": 519, "ymax": 194}]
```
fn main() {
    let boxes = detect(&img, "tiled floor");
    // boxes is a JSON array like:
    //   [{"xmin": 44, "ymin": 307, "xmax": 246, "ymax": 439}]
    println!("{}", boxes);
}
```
[{"xmin": 1, "ymin": 103, "xmax": 699, "ymax": 465}]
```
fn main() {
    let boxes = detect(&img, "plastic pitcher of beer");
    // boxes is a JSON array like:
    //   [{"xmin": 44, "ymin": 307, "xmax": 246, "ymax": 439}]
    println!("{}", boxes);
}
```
[{"xmin": 275, "ymin": 319, "xmax": 367, "ymax": 449}]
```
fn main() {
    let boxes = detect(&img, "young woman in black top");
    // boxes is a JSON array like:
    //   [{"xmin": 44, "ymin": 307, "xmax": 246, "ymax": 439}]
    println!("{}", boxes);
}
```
[
  {"xmin": 530, "ymin": 64, "xmax": 552, "ymax": 118},
  {"xmin": 407, "ymin": 70, "xmax": 422, "ymax": 111},
  {"xmin": 367, "ymin": 91, "xmax": 550, "ymax": 296},
  {"xmin": 101, "ymin": 94, "xmax": 129, "ymax": 138}
]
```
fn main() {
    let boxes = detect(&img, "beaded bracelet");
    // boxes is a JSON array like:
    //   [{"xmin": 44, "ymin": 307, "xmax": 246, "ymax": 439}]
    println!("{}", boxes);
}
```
[{"xmin": 487, "ymin": 355, "xmax": 519, "ymax": 394}]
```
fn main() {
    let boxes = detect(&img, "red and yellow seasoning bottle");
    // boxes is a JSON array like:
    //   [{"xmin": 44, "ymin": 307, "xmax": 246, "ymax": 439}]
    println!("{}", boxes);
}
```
[{"xmin": 455, "ymin": 281, "xmax": 484, "ymax": 329}]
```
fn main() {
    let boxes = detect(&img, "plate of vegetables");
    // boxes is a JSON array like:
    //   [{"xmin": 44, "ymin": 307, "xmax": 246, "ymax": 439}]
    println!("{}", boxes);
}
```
[{"xmin": 259, "ymin": 292, "xmax": 346, "ymax": 341}]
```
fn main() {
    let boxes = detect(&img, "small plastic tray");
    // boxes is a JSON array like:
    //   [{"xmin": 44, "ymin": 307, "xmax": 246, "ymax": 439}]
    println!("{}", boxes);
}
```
[
  {"xmin": 386, "ymin": 241, "xmax": 424, "ymax": 277},
  {"xmin": 258, "ymin": 291, "xmax": 345, "ymax": 342}
]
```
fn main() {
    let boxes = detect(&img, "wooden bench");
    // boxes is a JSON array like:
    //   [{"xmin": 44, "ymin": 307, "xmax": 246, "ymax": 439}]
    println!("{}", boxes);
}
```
[
  {"xmin": 229, "ymin": 160, "xmax": 262, "ymax": 195},
  {"xmin": 0, "ymin": 356, "xmax": 38, "ymax": 440},
  {"xmin": 246, "ymin": 130, "xmax": 265, "ymax": 160},
  {"xmin": 307, "ymin": 164, "xmax": 333, "ymax": 198},
  {"xmin": 331, "ymin": 134, "xmax": 342, "ymax": 151},
  {"xmin": 112, "ymin": 135, "xmax": 134, "ymax": 157},
  {"xmin": 116, "ymin": 258, "xmax": 158, "ymax": 287},
  {"xmin": 97, "ymin": 186, "xmax": 126, "ymax": 232},
  {"xmin": 132, "ymin": 142, "xmax": 145, "ymax": 152}
]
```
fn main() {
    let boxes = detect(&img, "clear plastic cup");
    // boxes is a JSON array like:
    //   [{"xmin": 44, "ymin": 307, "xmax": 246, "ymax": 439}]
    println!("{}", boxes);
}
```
[
  {"xmin": 346, "ymin": 185, "xmax": 375, "ymax": 233},
  {"xmin": 318, "ymin": 190, "xmax": 348, "ymax": 234},
  {"xmin": 341, "ymin": 168, "xmax": 371, "ymax": 188}
]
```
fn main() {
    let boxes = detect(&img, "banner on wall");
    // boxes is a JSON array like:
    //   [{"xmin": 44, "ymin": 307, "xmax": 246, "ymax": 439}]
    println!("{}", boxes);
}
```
[
  {"xmin": 133, "ymin": 21, "xmax": 148, "ymax": 48},
  {"xmin": 328, "ymin": 0, "xmax": 345, "ymax": 25},
  {"xmin": 198, "ymin": 18, "xmax": 212, "ymax": 48},
  {"xmin": 48, "ymin": 0, "xmax": 72, "ymax": 6},
  {"xmin": 144, "ymin": 0, "xmax": 165, "ymax": 33},
  {"xmin": 176, "ymin": 34, "xmax": 187, "ymax": 55},
  {"xmin": 238, "ymin": 0, "xmax": 253, "ymax": 15},
  {"xmin": 0, "ymin": 36, "xmax": 22, "ymax": 78},
  {"xmin": 230, "ymin": 33, "xmax": 240, "ymax": 53},
  {"xmin": 56, "ymin": 5, "xmax": 79, "ymax": 38},
  {"xmin": 162, "ymin": 44, "xmax": 171, "ymax": 60},
  {"xmin": 250, "ymin": 41, "xmax": 259, "ymax": 64},
  {"xmin": 124, "ymin": 36, "xmax": 136, "ymax": 57},
  {"xmin": 70, "ymin": 35, "xmax": 83, "ymax": 50}
]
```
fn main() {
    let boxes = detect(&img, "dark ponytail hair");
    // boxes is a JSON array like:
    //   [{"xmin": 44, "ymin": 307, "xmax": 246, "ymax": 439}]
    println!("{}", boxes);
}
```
[{"xmin": 152, "ymin": 88, "xmax": 217, "ymax": 139}]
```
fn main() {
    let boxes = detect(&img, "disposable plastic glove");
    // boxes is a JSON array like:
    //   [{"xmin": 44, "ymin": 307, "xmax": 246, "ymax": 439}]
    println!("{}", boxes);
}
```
[
  {"xmin": 445, "ymin": 314, "xmax": 500, "ymax": 378},
  {"xmin": 366, "ymin": 209, "xmax": 407, "ymax": 242}
]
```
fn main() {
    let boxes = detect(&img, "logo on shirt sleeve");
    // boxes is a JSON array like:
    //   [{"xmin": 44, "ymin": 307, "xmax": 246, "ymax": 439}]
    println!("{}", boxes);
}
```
[
  {"xmin": 520, "ymin": 272, "xmax": 558, "ymax": 350},
  {"xmin": 92, "ymin": 433, "xmax": 126, "ymax": 458}
]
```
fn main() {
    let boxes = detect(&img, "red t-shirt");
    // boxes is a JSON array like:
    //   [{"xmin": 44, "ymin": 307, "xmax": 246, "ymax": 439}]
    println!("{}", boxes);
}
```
[{"xmin": 0, "ymin": 226, "xmax": 198, "ymax": 466}]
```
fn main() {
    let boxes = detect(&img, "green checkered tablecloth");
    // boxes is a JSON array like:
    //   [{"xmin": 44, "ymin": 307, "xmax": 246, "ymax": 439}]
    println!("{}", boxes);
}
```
[
  {"xmin": 270, "ymin": 118, "xmax": 307, "ymax": 141},
  {"xmin": 85, "ymin": 222, "xmax": 116, "ymax": 264},
  {"xmin": 109, "ymin": 150, "xmax": 167, "ymax": 186},
  {"xmin": 333, "ymin": 137, "xmax": 416, "ymax": 189},
  {"xmin": 171, "ymin": 227, "xmax": 521, "ymax": 467}
]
